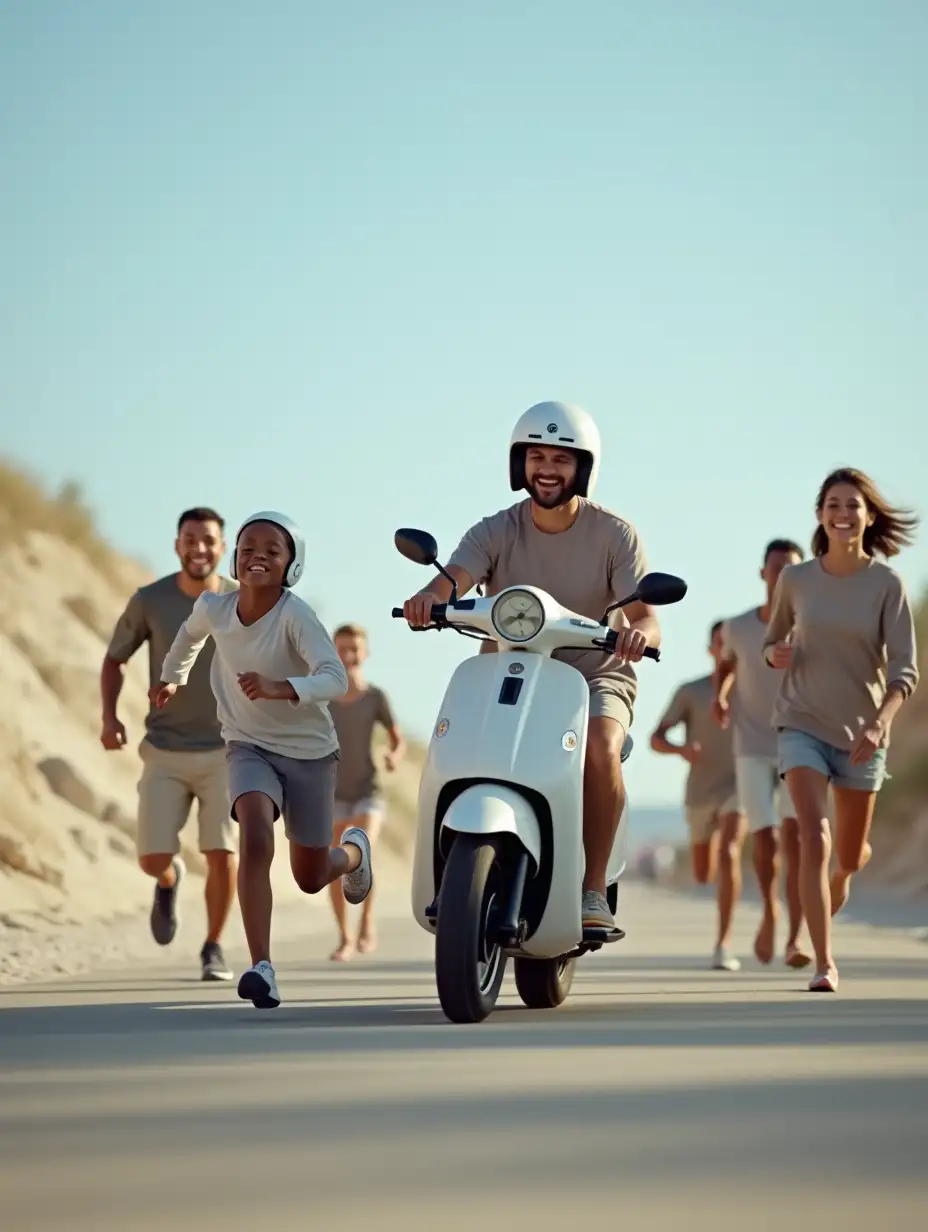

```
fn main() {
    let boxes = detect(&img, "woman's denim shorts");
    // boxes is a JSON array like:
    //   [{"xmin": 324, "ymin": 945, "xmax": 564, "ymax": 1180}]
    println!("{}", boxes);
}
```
[{"xmin": 777, "ymin": 726, "xmax": 888, "ymax": 792}]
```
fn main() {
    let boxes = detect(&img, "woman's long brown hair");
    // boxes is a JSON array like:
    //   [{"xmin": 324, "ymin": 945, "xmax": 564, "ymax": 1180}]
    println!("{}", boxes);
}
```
[{"xmin": 812, "ymin": 467, "xmax": 919, "ymax": 559}]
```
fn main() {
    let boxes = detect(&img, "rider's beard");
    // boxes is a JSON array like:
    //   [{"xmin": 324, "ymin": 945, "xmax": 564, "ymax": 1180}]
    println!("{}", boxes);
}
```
[
  {"xmin": 181, "ymin": 553, "xmax": 216, "ymax": 581},
  {"xmin": 528, "ymin": 477, "xmax": 576, "ymax": 509}
]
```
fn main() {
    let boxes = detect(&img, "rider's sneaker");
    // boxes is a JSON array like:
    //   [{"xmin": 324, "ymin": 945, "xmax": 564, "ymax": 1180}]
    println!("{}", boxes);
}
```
[
  {"xmin": 238, "ymin": 961, "xmax": 281, "ymax": 1009},
  {"xmin": 581, "ymin": 890, "xmax": 615, "ymax": 931},
  {"xmin": 711, "ymin": 945, "xmax": 741, "ymax": 972},
  {"xmin": 200, "ymin": 941, "xmax": 233, "ymax": 982},
  {"xmin": 341, "ymin": 826, "xmax": 373, "ymax": 906},
  {"xmin": 150, "ymin": 856, "xmax": 186, "ymax": 946}
]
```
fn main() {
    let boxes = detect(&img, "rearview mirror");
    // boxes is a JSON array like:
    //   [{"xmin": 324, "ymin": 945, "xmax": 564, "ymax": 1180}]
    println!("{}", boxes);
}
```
[
  {"xmin": 394, "ymin": 528, "xmax": 439, "ymax": 567},
  {"xmin": 635, "ymin": 572, "xmax": 688, "ymax": 607}
]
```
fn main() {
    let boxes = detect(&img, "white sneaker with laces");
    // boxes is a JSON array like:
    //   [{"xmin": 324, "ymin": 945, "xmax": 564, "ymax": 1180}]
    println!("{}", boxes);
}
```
[
  {"xmin": 341, "ymin": 826, "xmax": 373, "ymax": 906},
  {"xmin": 237, "ymin": 960, "xmax": 280, "ymax": 1009}
]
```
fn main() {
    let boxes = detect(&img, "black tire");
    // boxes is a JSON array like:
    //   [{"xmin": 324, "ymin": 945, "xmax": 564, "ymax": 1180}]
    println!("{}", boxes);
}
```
[
  {"xmin": 435, "ymin": 836, "xmax": 508, "ymax": 1023},
  {"xmin": 513, "ymin": 956, "xmax": 577, "ymax": 1009}
]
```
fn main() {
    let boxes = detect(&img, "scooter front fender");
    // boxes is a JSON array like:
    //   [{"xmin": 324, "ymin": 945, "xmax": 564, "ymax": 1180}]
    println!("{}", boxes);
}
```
[{"xmin": 439, "ymin": 784, "xmax": 541, "ymax": 874}]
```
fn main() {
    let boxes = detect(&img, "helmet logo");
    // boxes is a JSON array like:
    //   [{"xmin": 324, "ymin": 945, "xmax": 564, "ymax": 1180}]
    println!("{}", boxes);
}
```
[{"xmin": 546, "ymin": 423, "xmax": 558, "ymax": 434}]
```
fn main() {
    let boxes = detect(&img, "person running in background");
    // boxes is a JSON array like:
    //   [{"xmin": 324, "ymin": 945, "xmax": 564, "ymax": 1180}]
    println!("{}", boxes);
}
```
[
  {"xmin": 101, "ymin": 507, "xmax": 238, "ymax": 982},
  {"xmin": 713, "ymin": 539, "xmax": 811, "ymax": 970},
  {"xmin": 154, "ymin": 511, "xmax": 372, "ymax": 1010},
  {"xmin": 327, "ymin": 623, "xmax": 405, "ymax": 961},
  {"xmin": 651, "ymin": 620, "xmax": 746, "ymax": 972},
  {"xmin": 764, "ymin": 468, "xmax": 919, "ymax": 993}
]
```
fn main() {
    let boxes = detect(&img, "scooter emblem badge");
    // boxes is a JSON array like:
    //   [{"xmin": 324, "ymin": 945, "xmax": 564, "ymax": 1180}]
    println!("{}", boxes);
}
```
[
  {"xmin": 562, "ymin": 730, "xmax": 578, "ymax": 751},
  {"xmin": 436, "ymin": 718, "xmax": 449, "ymax": 738},
  {"xmin": 509, "ymin": 662, "xmax": 524, "ymax": 675}
]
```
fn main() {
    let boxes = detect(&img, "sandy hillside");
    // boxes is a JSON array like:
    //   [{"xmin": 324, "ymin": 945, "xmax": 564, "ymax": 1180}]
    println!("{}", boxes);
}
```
[{"xmin": 0, "ymin": 463, "xmax": 426, "ymax": 980}]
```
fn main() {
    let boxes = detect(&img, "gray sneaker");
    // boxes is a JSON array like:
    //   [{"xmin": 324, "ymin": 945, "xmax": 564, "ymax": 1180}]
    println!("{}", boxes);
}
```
[
  {"xmin": 150, "ymin": 856, "xmax": 186, "ymax": 946},
  {"xmin": 341, "ymin": 827, "xmax": 373, "ymax": 906},
  {"xmin": 581, "ymin": 890, "xmax": 615, "ymax": 931}
]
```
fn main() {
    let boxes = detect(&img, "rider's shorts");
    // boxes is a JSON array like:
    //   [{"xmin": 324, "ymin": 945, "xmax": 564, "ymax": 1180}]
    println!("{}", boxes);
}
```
[{"xmin": 588, "ymin": 679, "xmax": 633, "ymax": 737}]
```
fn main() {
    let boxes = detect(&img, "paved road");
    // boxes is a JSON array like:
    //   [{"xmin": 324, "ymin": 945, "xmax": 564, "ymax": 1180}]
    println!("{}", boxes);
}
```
[{"xmin": 1, "ymin": 881, "xmax": 926, "ymax": 1231}]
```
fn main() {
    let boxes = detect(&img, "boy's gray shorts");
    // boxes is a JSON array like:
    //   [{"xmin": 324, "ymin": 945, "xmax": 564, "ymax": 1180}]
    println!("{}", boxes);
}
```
[{"xmin": 226, "ymin": 741, "xmax": 338, "ymax": 848}]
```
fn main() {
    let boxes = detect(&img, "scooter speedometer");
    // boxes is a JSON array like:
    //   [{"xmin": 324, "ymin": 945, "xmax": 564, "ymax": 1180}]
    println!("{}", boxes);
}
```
[{"xmin": 491, "ymin": 589, "xmax": 545, "ymax": 643}]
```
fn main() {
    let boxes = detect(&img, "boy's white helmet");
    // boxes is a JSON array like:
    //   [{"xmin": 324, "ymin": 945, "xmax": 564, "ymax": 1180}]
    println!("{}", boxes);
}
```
[
  {"xmin": 231, "ymin": 510, "xmax": 305, "ymax": 588},
  {"xmin": 509, "ymin": 401, "xmax": 601, "ymax": 498}
]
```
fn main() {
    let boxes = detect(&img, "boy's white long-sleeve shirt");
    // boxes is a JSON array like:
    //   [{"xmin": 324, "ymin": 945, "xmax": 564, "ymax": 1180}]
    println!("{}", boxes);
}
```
[{"xmin": 160, "ymin": 590, "xmax": 348, "ymax": 760}]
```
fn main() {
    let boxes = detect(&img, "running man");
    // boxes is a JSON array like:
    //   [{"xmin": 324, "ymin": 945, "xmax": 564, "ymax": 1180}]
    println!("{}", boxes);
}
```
[
  {"xmin": 713, "ymin": 538, "xmax": 811, "ymax": 970},
  {"xmin": 327, "ymin": 623, "xmax": 405, "ymax": 961},
  {"xmin": 651, "ymin": 620, "xmax": 746, "ymax": 971},
  {"xmin": 155, "ymin": 511, "xmax": 372, "ymax": 1010},
  {"xmin": 101, "ymin": 507, "xmax": 238, "ymax": 982}
]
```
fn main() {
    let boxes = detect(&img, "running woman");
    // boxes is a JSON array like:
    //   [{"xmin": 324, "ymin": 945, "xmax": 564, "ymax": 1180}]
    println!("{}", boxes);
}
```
[
  {"xmin": 764, "ymin": 468, "xmax": 919, "ymax": 993},
  {"xmin": 154, "ymin": 511, "xmax": 373, "ymax": 1009}
]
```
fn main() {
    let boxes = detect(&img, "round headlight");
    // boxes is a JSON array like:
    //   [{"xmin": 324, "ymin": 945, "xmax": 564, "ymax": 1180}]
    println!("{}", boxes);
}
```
[{"xmin": 491, "ymin": 589, "xmax": 545, "ymax": 643}]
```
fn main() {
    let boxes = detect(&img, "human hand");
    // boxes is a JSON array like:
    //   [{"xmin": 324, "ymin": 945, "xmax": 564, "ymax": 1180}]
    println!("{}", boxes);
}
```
[
  {"xmin": 711, "ymin": 698, "xmax": 730, "ymax": 729},
  {"xmin": 612, "ymin": 626, "xmax": 648, "ymax": 665},
  {"xmin": 681, "ymin": 741, "xmax": 702, "ymax": 766},
  {"xmin": 403, "ymin": 590, "xmax": 437, "ymax": 629},
  {"xmin": 150, "ymin": 683, "xmax": 178, "ymax": 710},
  {"xmin": 237, "ymin": 672, "xmax": 295, "ymax": 701},
  {"xmin": 100, "ymin": 717, "xmax": 127, "ymax": 751},
  {"xmin": 849, "ymin": 722, "xmax": 885, "ymax": 766},
  {"xmin": 770, "ymin": 641, "xmax": 793, "ymax": 669}
]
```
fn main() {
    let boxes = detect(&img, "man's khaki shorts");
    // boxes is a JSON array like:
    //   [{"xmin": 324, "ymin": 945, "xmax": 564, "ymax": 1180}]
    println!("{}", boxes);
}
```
[
  {"xmin": 685, "ymin": 795, "xmax": 740, "ymax": 846},
  {"xmin": 588, "ymin": 680, "xmax": 633, "ymax": 741},
  {"xmin": 137, "ymin": 740, "xmax": 236, "ymax": 856}
]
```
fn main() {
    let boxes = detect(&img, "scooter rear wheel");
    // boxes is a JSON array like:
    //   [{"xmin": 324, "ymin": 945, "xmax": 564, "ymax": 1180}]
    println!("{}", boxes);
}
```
[
  {"xmin": 435, "ymin": 835, "xmax": 508, "ymax": 1023},
  {"xmin": 513, "ymin": 956, "xmax": 577, "ymax": 1009}
]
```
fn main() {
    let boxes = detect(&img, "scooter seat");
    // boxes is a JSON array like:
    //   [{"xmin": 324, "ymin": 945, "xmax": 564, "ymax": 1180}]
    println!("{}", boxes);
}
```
[{"xmin": 620, "ymin": 734, "xmax": 634, "ymax": 764}]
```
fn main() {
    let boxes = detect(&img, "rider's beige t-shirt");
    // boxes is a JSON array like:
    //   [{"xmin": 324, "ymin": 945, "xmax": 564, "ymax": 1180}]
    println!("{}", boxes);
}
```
[{"xmin": 447, "ymin": 498, "xmax": 649, "ymax": 721}]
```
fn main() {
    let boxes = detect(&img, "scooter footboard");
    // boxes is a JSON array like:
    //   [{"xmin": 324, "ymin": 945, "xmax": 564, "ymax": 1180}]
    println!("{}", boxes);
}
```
[{"xmin": 440, "ymin": 784, "xmax": 542, "ymax": 873}]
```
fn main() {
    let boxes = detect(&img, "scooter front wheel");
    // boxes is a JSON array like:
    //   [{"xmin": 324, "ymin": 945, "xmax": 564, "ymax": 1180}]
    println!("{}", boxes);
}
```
[
  {"xmin": 513, "ymin": 956, "xmax": 577, "ymax": 1009},
  {"xmin": 435, "ymin": 835, "xmax": 508, "ymax": 1023}
]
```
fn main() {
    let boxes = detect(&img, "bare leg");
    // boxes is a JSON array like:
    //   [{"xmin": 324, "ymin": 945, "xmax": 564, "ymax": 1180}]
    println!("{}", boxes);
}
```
[
  {"xmin": 356, "ymin": 813, "xmax": 382, "ymax": 953},
  {"xmin": 783, "ymin": 767, "xmax": 835, "ymax": 982},
  {"xmin": 289, "ymin": 836, "xmax": 360, "ymax": 894},
  {"xmin": 717, "ymin": 811, "xmax": 747, "ymax": 949},
  {"xmin": 327, "ymin": 820, "xmax": 354, "ymax": 961},
  {"xmin": 781, "ymin": 818, "xmax": 811, "ymax": 967},
  {"xmin": 690, "ymin": 837, "xmax": 716, "ymax": 887},
  {"xmin": 139, "ymin": 853, "xmax": 177, "ymax": 885},
  {"xmin": 752, "ymin": 826, "xmax": 780, "ymax": 964},
  {"xmin": 235, "ymin": 793, "xmax": 276, "ymax": 966},
  {"xmin": 830, "ymin": 787, "xmax": 877, "ymax": 915},
  {"xmin": 582, "ymin": 716, "xmax": 626, "ymax": 895},
  {"xmin": 203, "ymin": 849, "xmax": 237, "ymax": 944}
]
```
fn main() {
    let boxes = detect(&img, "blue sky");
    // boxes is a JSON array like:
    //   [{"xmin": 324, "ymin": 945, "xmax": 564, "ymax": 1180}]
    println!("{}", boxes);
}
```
[{"xmin": 2, "ymin": 1, "xmax": 926, "ymax": 805}]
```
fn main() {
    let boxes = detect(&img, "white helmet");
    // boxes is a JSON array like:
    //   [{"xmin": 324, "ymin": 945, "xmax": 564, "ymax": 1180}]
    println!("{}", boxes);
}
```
[
  {"xmin": 509, "ymin": 401, "xmax": 601, "ymax": 498},
  {"xmin": 231, "ymin": 510, "xmax": 305, "ymax": 588}
]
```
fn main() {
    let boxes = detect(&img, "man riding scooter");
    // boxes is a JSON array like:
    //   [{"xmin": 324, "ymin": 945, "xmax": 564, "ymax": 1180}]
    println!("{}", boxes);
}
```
[{"xmin": 402, "ymin": 401, "xmax": 661, "ymax": 933}]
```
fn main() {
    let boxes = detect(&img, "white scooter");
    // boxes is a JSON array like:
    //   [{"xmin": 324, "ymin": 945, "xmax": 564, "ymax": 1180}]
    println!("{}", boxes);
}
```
[{"xmin": 392, "ymin": 527, "xmax": 687, "ymax": 1023}]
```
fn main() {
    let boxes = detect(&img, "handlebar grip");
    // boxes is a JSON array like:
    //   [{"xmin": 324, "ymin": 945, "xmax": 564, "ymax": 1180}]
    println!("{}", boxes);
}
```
[
  {"xmin": 391, "ymin": 604, "xmax": 449, "ymax": 624},
  {"xmin": 643, "ymin": 646, "xmax": 661, "ymax": 662}
]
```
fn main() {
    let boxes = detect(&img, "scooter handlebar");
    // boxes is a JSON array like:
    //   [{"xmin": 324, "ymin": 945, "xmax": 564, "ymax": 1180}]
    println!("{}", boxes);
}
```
[{"xmin": 391, "ymin": 604, "xmax": 448, "ymax": 625}]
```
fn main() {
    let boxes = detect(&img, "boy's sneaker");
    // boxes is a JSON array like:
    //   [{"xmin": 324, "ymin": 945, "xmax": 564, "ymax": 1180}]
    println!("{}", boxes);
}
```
[
  {"xmin": 341, "ymin": 826, "xmax": 373, "ymax": 906},
  {"xmin": 238, "ymin": 961, "xmax": 280, "ymax": 1009},
  {"xmin": 200, "ymin": 941, "xmax": 232, "ymax": 982},
  {"xmin": 712, "ymin": 945, "xmax": 742, "ymax": 972},
  {"xmin": 150, "ymin": 856, "xmax": 186, "ymax": 946}
]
